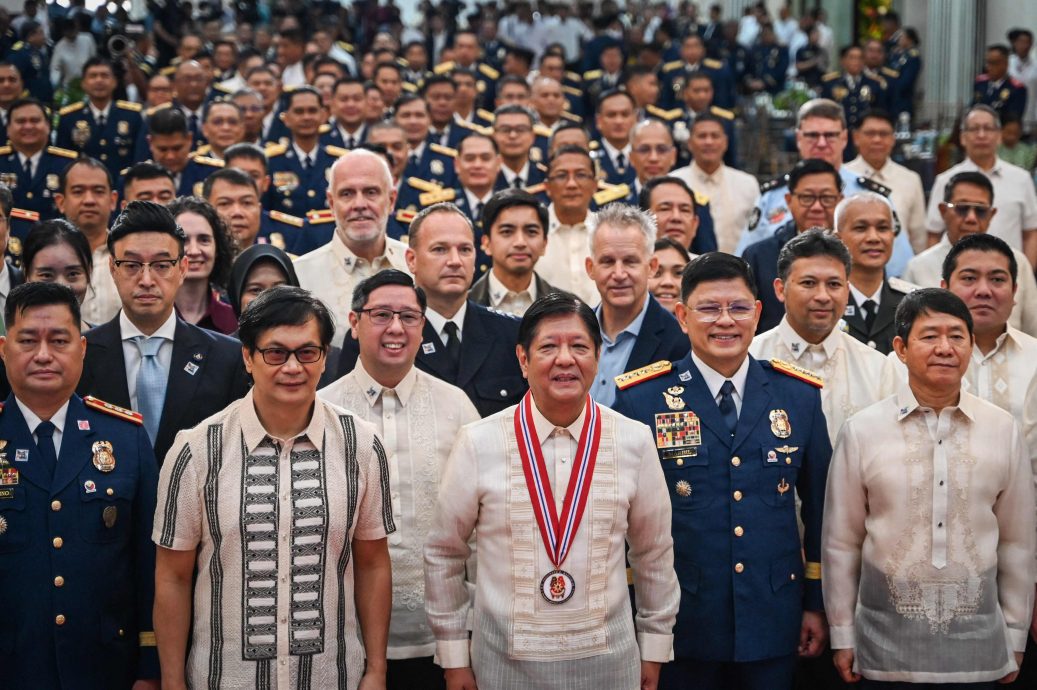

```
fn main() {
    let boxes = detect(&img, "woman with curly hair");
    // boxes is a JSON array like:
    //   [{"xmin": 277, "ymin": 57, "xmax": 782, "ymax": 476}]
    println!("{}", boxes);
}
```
[{"xmin": 169, "ymin": 196, "xmax": 238, "ymax": 335}]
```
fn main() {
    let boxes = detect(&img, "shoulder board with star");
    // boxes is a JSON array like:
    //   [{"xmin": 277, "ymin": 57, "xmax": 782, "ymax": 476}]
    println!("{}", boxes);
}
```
[
  {"xmin": 83, "ymin": 395, "xmax": 144, "ymax": 425},
  {"xmin": 768, "ymin": 358, "xmax": 823, "ymax": 388},
  {"xmin": 857, "ymin": 177, "xmax": 891, "ymax": 196},
  {"xmin": 888, "ymin": 276, "xmax": 920, "ymax": 294},
  {"xmin": 662, "ymin": 59, "xmax": 684, "ymax": 73},
  {"xmin": 523, "ymin": 182, "xmax": 546, "ymax": 195},
  {"xmin": 433, "ymin": 60, "xmax": 456, "ymax": 75},
  {"xmin": 264, "ymin": 143, "xmax": 288, "ymax": 157},
  {"xmin": 534, "ymin": 123, "xmax": 553, "ymax": 138},
  {"xmin": 116, "ymin": 100, "xmax": 142, "ymax": 114},
  {"xmin": 646, "ymin": 104, "xmax": 677, "ymax": 121},
  {"xmin": 565, "ymin": 71, "xmax": 583, "ymax": 83},
  {"xmin": 47, "ymin": 146, "xmax": 78, "ymax": 159},
  {"xmin": 59, "ymin": 101, "xmax": 86, "ymax": 116},
  {"xmin": 760, "ymin": 175, "xmax": 787, "ymax": 193},
  {"xmin": 429, "ymin": 143, "xmax": 458, "ymax": 158},
  {"xmin": 395, "ymin": 208, "xmax": 417, "ymax": 225},
  {"xmin": 615, "ymin": 360, "xmax": 674, "ymax": 390},
  {"xmin": 821, "ymin": 71, "xmax": 841, "ymax": 82},
  {"xmin": 457, "ymin": 119, "xmax": 493, "ymax": 136},
  {"xmin": 10, "ymin": 208, "xmax": 39, "ymax": 222},
  {"xmin": 594, "ymin": 183, "xmax": 631, "ymax": 206},
  {"xmin": 212, "ymin": 82, "xmax": 233, "ymax": 94},
  {"xmin": 583, "ymin": 69, "xmax": 603, "ymax": 81},
  {"xmin": 709, "ymin": 105, "xmax": 735, "ymax": 120},
  {"xmin": 269, "ymin": 210, "xmax": 304, "ymax": 227},
  {"xmin": 0, "ymin": 145, "xmax": 11, "ymax": 156},
  {"xmin": 880, "ymin": 66, "xmax": 900, "ymax": 79},
  {"xmin": 703, "ymin": 58, "xmax": 723, "ymax": 70},
  {"xmin": 306, "ymin": 209, "xmax": 335, "ymax": 224},
  {"xmin": 478, "ymin": 63, "xmax": 500, "ymax": 80},
  {"xmin": 420, "ymin": 187, "xmax": 456, "ymax": 205},
  {"xmin": 561, "ymin": 85, "xmax": 583, "ymax": 97},
  {"xmin": 193, "ymin": 143, "xmax": 212, "ymax": 156},
  {"xmin": 145, "ymin": 102, "xmax": 172, "ymax": 117},
  {"xmin": 325, "ymin": 144, "xmax": 349, "ymax": 157},
  {"xmin": 559, "ymin": 111, "xmax": 583, "ymax": 123},
  {"xmin": 192, "ymin": 155, "xmax": 224, "ymax": 168},
  {"xmin": 477, "ymin": 108, "xmax": 496, "ymax": 123},
  {"xmin": 401, "ymin": 81, "xmax": 418, "ymax": 93},
  {"xmin": 408, "ymin": 176, "xmax": 443, "ymax": 192}
]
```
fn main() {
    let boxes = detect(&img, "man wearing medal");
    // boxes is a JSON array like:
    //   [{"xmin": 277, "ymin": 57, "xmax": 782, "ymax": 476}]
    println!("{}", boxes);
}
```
[
  {"xmin": 613, "ymin": 253, "xmax": 832, "ymax": 690},
  {"xmin": 425, "ymin": 292, "xmax": 679, "ymax": 689},
  {"xmin": 0, "ymin": 281, "xmax": 160, "ymax": 689}
]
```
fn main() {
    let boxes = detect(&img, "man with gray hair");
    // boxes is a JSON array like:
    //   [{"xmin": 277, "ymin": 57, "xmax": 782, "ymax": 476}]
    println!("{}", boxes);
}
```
[
  {"xmin": 294, "ymin": 149, "xmax": 410, "ymax": 346},
  {"xmin": 925, "ymin": 104, "xmax": 1037, "ymax": 269},
  {"xmin": 587, "ymin": 203, "xmax": 689, "ymax": 408}
]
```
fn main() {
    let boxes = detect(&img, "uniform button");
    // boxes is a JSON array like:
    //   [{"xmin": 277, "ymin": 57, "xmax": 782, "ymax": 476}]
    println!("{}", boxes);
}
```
[
  {"xmin": 731, "ymin": 456, "xmax": 741, "ymax": 467},
  {"xmin": 100, "ymin": 153, "xmax": 107, "ymax": 160},
  {"xmin": 676, "ymin": 459, "xmax": 684, "ymax": 466},
  {"xmin": 734, "ymin": 526, "xmax": 744, "ymax": 537},
  {"xmin": 55, "ymin": 614, "xmax": 66, "ymax": 625},
  {"xmin": 51, "ymin": 500, "xmax": 61, "ymax": 511},
  {"xmin": 785, "ymin": 458, "xmax": 792, "ymax": 465},
  {"xmin": 107, "ymin": 488, "xmax": 114, "ymax": 496},
  {"xmin": 790, "ymin": 574, "xmax": 796, "ymax": 581},
  {"xmin": 499, "ymin": 388, "xmax": 507, "ymax": 397},
  {"xmin": 54, "ymin": 576, "xmax": 64, "ymax": 587},
  {"xmin": 734, "ymin": 562, "xmax": 744, "ymax": 573},
  {"xmin": 26, "ymin": 191, "xmax": 33, "ymax": 199},
  {"xmin": 307, "ymin": 190, "xmax": 316, "ymax": 197},
  {"xmin": 118, "ymin": 629, "xmax": 124, "ymax": 637},
  {"xmin": 733, "ymin": 490, "xmax": 743, "ymax": 501},
  {"xmin": 53, "ymin": 537, "xmax": 63, "ymax": 549},
  {"xmin": 99, "ymin": 139, "xmax": 107, "ymax": 146},
  {"xmin": 280, "ymin": 659, "xmax": 287, "ymax": 666},
  {"xmin": 867, "ymin": 340, "xmax": 877, "ymax": 349}
]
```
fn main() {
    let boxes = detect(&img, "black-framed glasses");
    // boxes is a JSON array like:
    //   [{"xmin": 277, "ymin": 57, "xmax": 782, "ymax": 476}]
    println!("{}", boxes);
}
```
[
  {"xmin": 358, "ymin": 308, "xmax": 424, "ymax": 327},
  {"xmin": 255, "ymin": 346, "xmax": 326, "ymax": 365},
  {"xmin": 792, "ymin": 193, "xmax": 841, "ymax": 208},
  {"xmin": 632, "ymin": 143, "xmax": 674, "ymax": 156},
  {"xmin": 112, "ymin": 257, "xmax": 182, "ymax": 278},
  {"xmin": 944, "ymin": 202, "xmax": 993, "ymax": 220},
  {"xmin": 690, "ymin": 302, "xmax": 756, "ymax": 323},
  {"xmin": 799, "ymin": 130, "xmax": 844, "ymax": 142}
]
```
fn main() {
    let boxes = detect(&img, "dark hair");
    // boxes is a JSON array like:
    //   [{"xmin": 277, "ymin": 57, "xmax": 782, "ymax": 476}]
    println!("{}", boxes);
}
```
[
  {"xmin": 420, "ymin": 74, "xmax": 455, "ymax": 95},
  {"xmin": 237, "ymin": 285, "xmax": 335, "ymax": 351},
  {"xmin": 81, "ymin": 55, "xmax": 114, "ymax": 77},
  {"xmin": 839, "ymin": 44, "xmax": 862, "ymax": 59},
  {"xmin": 518, "ymin": 291, "xmax": 602, "ymax": 353},
  {"xmin": 787, "ymin": 158, "xmax": 842, "ymax": 193},
  {"xmin": 350, "ymin": 268, "xmax": 427, "ymax": 312},
  {"xmin": 108, "ymin": 200, "xmax": 187, "ymax": 254},
  {"xmin": 59, "ymin": 156, "xmax": 113, "ymax": 194},
  {"xmin": 284, "ymin": 85, "xmax": 322, "ymax": 110},
  {"xmin": 689, "ymin": 113, "xmax": 726, "ymax": 132},
  {"xmin": 548, "ymin": 144, "xmax": 594, "ymax": 171},
  {"xmin": 894, "ymin": 287, "xmax": 974, "ymax": 342},
  {"xmin": 493, "ymin": 102, "xmax": 536, "ymax": 126},
  {"xmin": 987, "ymin": 44, "xmax": 1011, "ymax": 59},
  {"xmin": 4, "ymin": 281, "xmax": 81, "ymax": 332},
  {"xmin": 680, "ymin": 252, "xmax": 756, "ymax": 302},
  {"xmin": 374, "ymin": 61, "xmax": 403, "ymax": 79},
  {"xmin": 684, "ymin": 70, "xmax": 715, "ymax": 89},
  {"xmin": 549, "ymin": 121, "xmax": 590, "ymax": 147},
  {"xmin": 203, "ymin": 98, "xmax": 242, "ymax": 123},
  {"xmin": 623, "ymin": 64, "xmax": 656, "ymax": 83},
  {"xmin": 505, "ymin": 45, "xmax": 535, "ymax": 67},
  {"xmin": 1001, "ymin": 110, "xmax": 1023, "ymax": 127},
  {"xmin": 224, "ymin": 142, "xmax": 268, "ymax": 173},
  {"xmin": 147, "ymin": 107, "xmax": 190, "ymax": 137},
  {"xmin": 639, "ymin": 175, "xmax": 699, "ymax": 213},
  {"xmin": 245, "ymin": 64, "xmax": 277, "ymax": 82},
  {"xmin": 333, "ymin": 76, "xmax": 364, "ymax": 94},
  {"xmin": 278, "ymin": 27, "xmax": 305, "ymax": 46},
  {"xmin": 497, "ymin": 74, "xmax": 532, "ymax": 94},
  {"xmin": 450, "ymin": 67, "xmax": 477, "ymax": 84},
  {"xmin": 228, "ymin": 244, "xmax": 299, "ymax": 317},
  {"xmin": 1009, "ymin": 28, "xmax": 1034, "ymax": 43},
  {"xmin": 8, "ymin": 97, "xmax": 48, "ymax": 122},
  {"xmin": 943, "ymin": 170, "xmax": 994, "ymax": 204},
  {"xmin": 393, "ymin": 92, "xmax": 427, "ymax": 113},
  {"xmin": 776, "ymin": 229, "xmax": 851, "ymax": 282},
  {"xmin": 456, "ymin": 132, "xmax": 499, "ymax": 156},
  {"xmin": 482, "ymin": 189, "xmax": 549, "ymax": 236},
  {"xmin": 942, "ymin": 232, "xmax": 1018, "ymax": 285},
  {"xmin": 23, "ymin": 218, "xmax": 92, "ymax": 283},
  {"xmin": 654, "ymin": 236, "xmax": 691, "ymax": 262},
  {"xmin": 202, "ymin": 167, "xmax": 258, "ymax": 199},
  {"xmin": 596, "ymin": 88, "xmax": 636, "ymax": 111},
  {"xmin": 123, "ymin": 161, "xmax": 176, "ymax": 191},
  {"xmin": 857, "ymin": 108, "xmax": 895, "ymax": 130},
  {"xmin": 0, "ymin": 182, "xmax": 12, "ymax": 218},
  {"xmin": 167, "ymin": 196, "xmax": 233, "ymax": 289}
]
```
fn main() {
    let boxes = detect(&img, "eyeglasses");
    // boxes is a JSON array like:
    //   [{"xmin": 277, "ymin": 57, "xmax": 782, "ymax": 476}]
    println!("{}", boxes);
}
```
[
  {"xmin": 632, "ymin": 144, "xmax": 674, "ymax": 156},
  {"xmin": 255, "ymin": 346, "xmax": 326, "ymax": 365},
  {"xmin": 799, "ymin": 130, "xmax": 844, "ymax": 142},
  {"xmin": 962, "ymin": 125, "xmax": 1000, "ymax": 134},
  {"xmin": 495, "ymin": 125, "xmax": 532, "ymax": 136},
  {"xmin": 358, "ymin": 308, "xmax": 424, "ymax": 327},
  {"xmin": 547, "ymin": 170, "xmax": 595, "ymax": 184},
  {"xmin": 690, "ymin": 302, "xmax": 756, "ymax": 322},
  {"xmin": 237, "ymin": 104, "xmax": 264, "ymax": 113},
  {"xmin": 944, "ymin": 202, "xmax": 994, "ymax": 220},
  {"xmin": 207, "ymin": 117, "xmax": 241, "ymax": 126},
  {"xmin": 792, "ymin": 193, "xmax": 841, "ymax": 208},
  {"xmin": 112, "ymin": 258, "xmax": 182, "ymax": 278}
]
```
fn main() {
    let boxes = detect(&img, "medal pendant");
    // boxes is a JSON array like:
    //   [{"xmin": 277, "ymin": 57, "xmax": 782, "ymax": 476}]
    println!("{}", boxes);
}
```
[
  {"xmin": 92, "ymin": 440, "xmax": 115, "ymax": 472},
  {"xmin": 540, "ymin": 569, "xmax": 575, "ymax": 604}
]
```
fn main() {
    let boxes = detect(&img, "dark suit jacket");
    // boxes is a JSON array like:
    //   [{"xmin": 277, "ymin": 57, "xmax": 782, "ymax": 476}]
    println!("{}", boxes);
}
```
[
  {"xmin": 842, "ymin": 278, "xmax": 908, "ymax": 355},
  {"xmin": 77, "ymin": 316, "xmax": 251, "ymax": 465},
  {"xmin": 620, "ymin": 296, "xmax": 691, "ymax": 374},
  {"xmin": 0, "ymin": 260, "xmax": 25, "ymax": 400},
  {"xmin": 468, "ymin": 271, "xmax": 559, "ymax": 309},
  {"xmin": 333, "ymin": 300, "xmax": 528, "ymax": 417},
  {"xmin": 744, "ymin": 220, "xmax": 797, "ymax": 334}
]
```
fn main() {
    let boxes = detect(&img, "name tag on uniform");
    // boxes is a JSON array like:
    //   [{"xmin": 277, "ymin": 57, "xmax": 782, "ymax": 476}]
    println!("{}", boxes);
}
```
[
  {"xmin": 422, "ymin": 342, "xmax": 436, "ymax": 354},
  {"xmin": 655, "ymin": 412, "xmax": 701, "ymax": 459}
]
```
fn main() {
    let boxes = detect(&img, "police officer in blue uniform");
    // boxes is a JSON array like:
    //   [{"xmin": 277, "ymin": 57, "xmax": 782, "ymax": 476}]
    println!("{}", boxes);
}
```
[
  {"xmin": 972, "ymin": 44, "xmax": 1028, "ymax": 119},
  {"xmin": 660, "ymin": 34, "xmax": 736, "ymax": 110},
  {"xmin": 8, "ymin": 22, "xmax": 51, "ymax": 107},
  {"xmin": 396, "ymin": 93, "xmax": 459, "ymax": 189},
  {"xmin": 0, "ymin": 281, "xmax": 159, "ymax": 690},
  {"xmin": 55, "ymin": 57, "xmax": 143, "ymax": 178},
  {"xmin": 0, "ymin": 98, "xmax": 78, "ymax": 224},
  {"xmin": 820, "ymin": 47, "xmax": 883, "ymax": 161},
  {"xmin": 888, "ymin": 31, "xmax": 922, "ymax": 118},
  {"xmin": 671, "ymin": 72, "xmax": 739, "ymax": 168},
  {"xmin": 613, "ymin": 253, "xmax": 831, "ymax": 690},
  {"xmin": 748, "ymin": 24, "xmax": 789, "ymax": 95},
  {"xmin": 264, "ymin": 87, "xmax": 347, "ymax": 216}
]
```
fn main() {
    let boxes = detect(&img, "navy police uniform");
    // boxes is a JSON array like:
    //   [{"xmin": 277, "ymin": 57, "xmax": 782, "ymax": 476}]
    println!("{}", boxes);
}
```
[
  {"xmin": 9, "ymin": 41, "xmax": 52, "ymax": 106},
  {"xmin": 750, "ymin": 44, "xmax": 789, "ymax": 95},
  {"xmin": 888, "ymin": 47, "xmax": 922, "ymax": 117},
  {"xmin": 0, "ymin": 394, "xmax": 159, "ymax": 689},
  {"xmin": 177, "ymin": 153, "xmax": 224, "ymax": 197},
  {"xmin": 0, "ymin": 145, "xmax": 77, "ymax": 226},
  {"xmin": 288, "ymin": 209, "xmax": 336, "ymax": 256},
  {"xmin": 256, "ymin": 209, "xmax": 305, "ymax": 253},
  {"xmin": 320, "ymin": 121, "xmax": 368, "ymax": 150},
  {"xmin": 972, "ymin": 74, "xmax": 1028, "ymax": 119},
  {"xmin": 613, "ymin": 355, "xmax": 830, "ymax": 688},
  {"xmin": 264, "ymin": 142, "xmax": 347, "ymax": 215},
  {"xmin": 55, "ymin": 100, "xmax": 144, "ymax": 178},
  {"xmin": 661, "ymin": 58, "xmax": 736, "ymax": 110},
  {"xmin": 402, "ymin": 142, "xmax": 458, "ymax": 189},
  {"xmin": 820, "ymin": 71, "xmax": 883, "ymax": 160},
  {"xmin": 670, "ymin": 105, "xmax": 738, "ymax": 168},
  {"xmin": 840, "ymin": 276, "xmax": 917, "ymax": 355},
  {"xmin": 743, "ymin": 220, "xmax": 797, "ymax": 334}
]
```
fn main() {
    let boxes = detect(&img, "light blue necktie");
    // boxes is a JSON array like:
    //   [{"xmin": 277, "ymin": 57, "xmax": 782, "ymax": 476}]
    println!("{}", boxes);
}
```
[{"xmin": 134, "ymin": 336, "xmax": 167, "ymax": 444}]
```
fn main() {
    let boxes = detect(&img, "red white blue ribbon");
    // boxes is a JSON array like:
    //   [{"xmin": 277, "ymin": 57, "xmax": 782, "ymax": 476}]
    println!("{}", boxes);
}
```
[{"xmin": 514, "ymin": 392, "xmax": 602, "ymax": 569}]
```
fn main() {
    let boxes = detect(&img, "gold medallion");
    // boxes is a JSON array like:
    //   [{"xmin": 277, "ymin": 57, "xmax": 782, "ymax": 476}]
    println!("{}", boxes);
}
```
[
  {"xmin": 72, "ymin": 120, "xmax": 91, "ymax": 147},
  {"xmin": 662, "ymin": 386, "xmax": 685, "ymax": 411},
  {"xmin": 92, "ymin": 441, "xmax": 115, "ymax": 472},
  {"xmin": 117, "ymin": 120, "xmax": 129, "ymax": 135},
  {"xmin": 1001, "ymin": 88, "xmax": 1010, "ymax": 100},
  {"xmin": 103, "ymin": 505, "xmax": 117, "ymax": 528},
  {"xmin": 675, "ymin": 479, "xmax": 692, "ymax": 497},
  {"xmin": 46, "ymin": 174, "xmax": 59, "ymax": 190},
  {"xmin": 429, "ymin": 159, "xmax": 444, "ymax": 176},
  {"xmin": 769, "ymin": 409, "xmax": 792, "ymax": 439},
  {"xmin": 0, "ymin": 515, "xmax": 7, "ymax": 534}
]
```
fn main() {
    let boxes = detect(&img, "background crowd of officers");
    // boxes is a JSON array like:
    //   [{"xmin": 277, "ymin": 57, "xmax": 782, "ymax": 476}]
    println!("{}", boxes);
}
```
[{"xmin": 0, "ymin": 0, "xmax": 1036, "ymax": 689}]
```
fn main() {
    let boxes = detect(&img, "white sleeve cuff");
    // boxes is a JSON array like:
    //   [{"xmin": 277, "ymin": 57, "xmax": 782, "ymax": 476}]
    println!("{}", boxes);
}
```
[
  {"xmin": 829, "ymin": 625, "xmax": 856, "ymax": 649},
  {"xmin": 637, "ymin": 632, "xmax": 674, "ymax": 663},
  {"xmin": 435, "ymin": 639, "xmax": 471, "ymax": 669},
  {"xmin": 1008, "ymin": 626, "xmax": 1029, "ymax": 653}
]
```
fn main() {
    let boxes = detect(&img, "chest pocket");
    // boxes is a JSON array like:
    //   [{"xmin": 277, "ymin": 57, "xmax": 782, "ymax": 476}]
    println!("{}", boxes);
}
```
[
  {"xmin": 474, "ymin": 376, "xmax": 524, "ymax": 406},
  {"xmin": 78, "ymin": 476, "xmax": 135, "ymax": 544},
  {"xmin": 662, "ymin": 447, "xmax": 714, "ymax": 512},
  {"xmin": 757, "ymin": 444, "xmax": 802, "ymax": 508},
  {"xmin": 0, "ymin": 489, "xmax": 28, "ymax": 553}
]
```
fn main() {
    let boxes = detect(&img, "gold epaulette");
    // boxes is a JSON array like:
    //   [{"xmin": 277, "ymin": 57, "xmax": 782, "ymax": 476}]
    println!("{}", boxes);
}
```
[
  {"xmin": 325, "ymin": 144, "xmax": 349, "ymax": 157},
  {"xmin": 694, "ymin": 191, "xmax": 709, "ymax": 206},
  {"xmin": 710, "ymin": 105, "xmax": 735, "ymax": 120},
  {"xmin": 881, "ymin": 66, "xmax": 900, "ymax": 79},
  {"xmin": 401, "ymin": 81, "xmax": 418, "ymax": 93},
  {"xmin": 534, "ymin": 123, "xmax": 552, "ymax": 138},
  {"xmin": 47, "ymin": 146, "xmax": 77, "ymax": 159},
  {"xmin": 583, "ymin": 69, "xmax": 602, "ymax": 80},
  {"xmin": 10, "ymin": 208, "xmax": 39, "ymax": 222},
  {"xmin": 523, "ymin": 182, "xmax": 546, "ymax": 195},
  {"xmin": 477, "ymin": 108, "xmax": 496, "ymax": 123},
  {"xmin": 139, "ymin": 631, "xmax": 157, "ymax": 647},
  {"xmin": 559, "ymin": 111, "xmax": 583, "ymax": 123},
  {"xmin": 116, "ymin": 100, "xmax": 142, "ymax": 113},
  {"xmin": 646, "ymin": 104, "xmax": 679, "ymax": 121},
  {"xmin": 83, "ymin": 396, "xmax": 144, "ymax": 425},
  {"xmin": 821, "ymin": 71, "xmax": 840, "ymax": 82},
  {"xmin": 805, "ymin": 562, "xmax": 822, "ymax": 580},
  {"xmin": 478, "ymin": 63, "xmax": 500, "ymax": 80},
  {"xmin": 456, "ymin": 119, "xmax": 493, "ymax": 136},
  {"xmin": 306, "ymin": 209, "xmax": 335, "ymax": 224},
  {"xmin": 318, "ymin": 123, "xmax": 331, "ymax": 134},
  {"xmin": 395, "ymin": 209, "xmax": 417, "ymax": 224},
  {"xmin": 769, "ymin": 358, "xmax": 823, "ymax": 388},
  {"xmin": 0, "ymin": 145, "xmax": 13, "ymax": 156},
  {"xmin": 11, "ymin": 41, "xmax": 23, "ymax": 51},
  {"xmin": 192, "ymin": 155, "xmax": 224, "ymax": 168},
  {"xmin": 593, "ymin": 183, "xmax": 630, "ymax": 206},
  {"xmin": 561, "ymin": 85, "xmax": 583, "ymax": 97},
  {"xmin": 615, "ymin": 360, "xmax": 673, "ymax": 390},
  {"xmin": 159, "ymin": 65, "xmax": 176, "ymax": 77},
  {"xmin": 59, "ymin": 101, "xmax": 85, "ymax": 116},
  {"xmin": 407, "ymin": 177, "xmax": 443, "ymax": 192},
  {"xmin": 429, "ymin": 143, "xmax": 457, "ymax": 158},
  {"xmin": 269, "ymin": 210, "xmax": 304, "ymax": 227},
  {"xmin": 212, "ymin": 82, "xmax": 233, "ymax": 94},
  {"xmin": 662, "ymin": 59, "xmax": 684, "ymax": 73},
  {"xmin": 337, "ymin": 41, "xmax": 355, "ymax": 53},
  {"xmin": 419, "ymin": 188, "xmax": 456, "ymax": 205},
  {"xmin": 433, "ymin": 60, "xmax": 456, "ymax": 75},
  {"xmin": 703, "ymin": 58, "xmax": 723, "ymax": 69},
  {"xmin": 565, "ymin": 71, "xmax": 583, "ymax": 83},
  {"xmin": 145, "ymin": 102, "xmax": 171, "ymax": 117},
  {"xmin": 194, "ymin": 143, "xmax": 212, "ymax": 156},
  {"xmin": 264, "ymin": 143, "xmax": 288, "ymax": 157}
]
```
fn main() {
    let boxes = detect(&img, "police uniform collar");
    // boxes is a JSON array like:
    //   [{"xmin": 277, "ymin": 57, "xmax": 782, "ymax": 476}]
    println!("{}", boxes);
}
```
[
  {"xmin": 528, "ymin": 394, "xmax": 589, "ymax": 445},
  {"xmin": 18, "ymin": 148, "xmax": 42, "ymax": 169},
  {"xmin": 291, "ymin": 140, "xmax": 319, "ymax": 163},
  {"xmin": 502, "ymin": 160, "xmax": 531, "ymax": 185},
  {"xmin": 14, "ymin": 397, "xmax": 70, "ymax": 442},
  {"xmin": 337, "ymin": 121, "xmax": 365, "ymax": 142},
  {"xmin": 89, "ymin": 100, "xmax": 112, "ymax": 121},
  {"xmin": 410, "ymin": 141, "xmax": 427, "ymax": 160},
  {"xmin": 464, "ymin": 186, "xmax": 492, "ymax": 212},
  {"xmin": 848, "ymin": 281, "xmax": 881, "ymax": 308},
  {"xmin": 240, "ymin": 387, "xmax": 327, "ymax": 452},
  {"xmin": 777, "ymin": 315, "xmax": 839, "ymax": 361},
  {"xmin": 353, "ymin": 358, "xmax": 418, "ymax": 408},
  {"xmin": 894, "ymin": 384, "xmax": 978, "ymax": 423},
  {"xmin": 425, "ymin": 302, "xmax": 467, "ymax": 343},
  {"xmin": 691, "ymin": 350, "xmax": 749, "ymax": 403},
  {"xmin": 600, "ymin": 137, "xmax": 631, "ymax": 163},
  {"xmin": 179, "ymin": 103, "xmax": 203, "ymax": 121}
]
